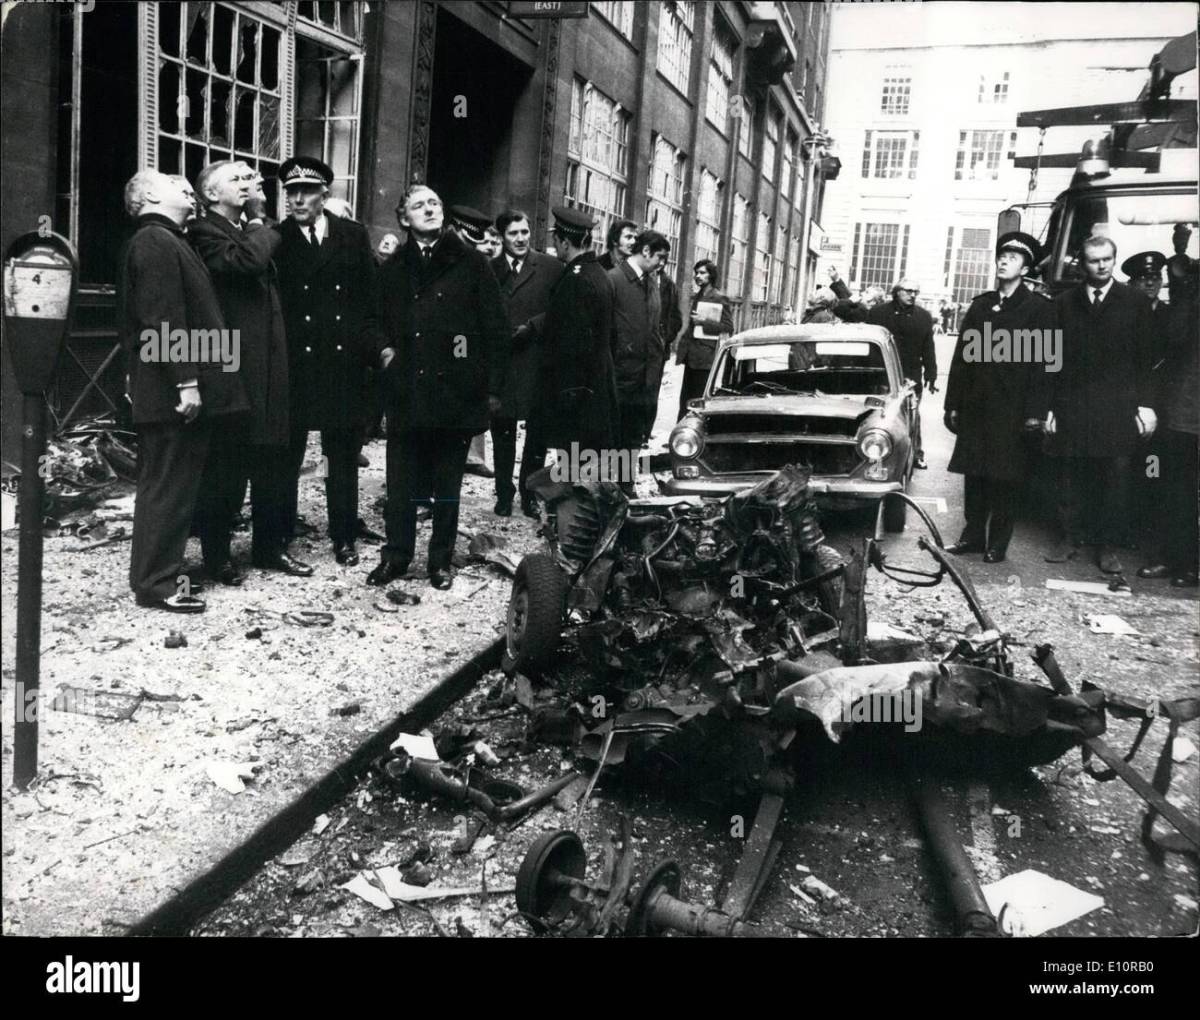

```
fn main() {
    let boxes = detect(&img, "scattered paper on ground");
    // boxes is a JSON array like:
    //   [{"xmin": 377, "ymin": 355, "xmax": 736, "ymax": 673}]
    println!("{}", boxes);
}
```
[
  {"xmin": 205, "ymin": 760, "xmax": 259, "ymax": 794},
  {"xmin": 1085, "ymin": 614, "xmax": 1139, "ymax": 636},
  {"xmin": 389, "ymin": 732, "xmax": 440, "ymax": 761},
  {"xmin": 982, "ymin": 869, "xmax": 1104, "ymax": 936},
  {"xmin": 1045, "ymin": 579, "xmax": 1131, "ymax": 597}
]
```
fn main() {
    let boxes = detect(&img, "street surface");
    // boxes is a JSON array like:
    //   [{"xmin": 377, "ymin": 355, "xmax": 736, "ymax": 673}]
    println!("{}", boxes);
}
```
[{"xmin": 195, "ymin": 347, "xmax": 1199, "ymax": 939}]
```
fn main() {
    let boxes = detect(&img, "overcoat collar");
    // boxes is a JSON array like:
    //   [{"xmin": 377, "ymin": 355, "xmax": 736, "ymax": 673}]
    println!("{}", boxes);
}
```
[{"xmin": 281, "ymin": 211, "xmax": 346, "ymax": 278}]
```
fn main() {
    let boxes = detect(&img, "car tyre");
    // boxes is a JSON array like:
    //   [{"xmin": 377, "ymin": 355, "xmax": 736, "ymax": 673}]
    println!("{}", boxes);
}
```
[{"xmin": 504, "ymin": 552, "xmax": 568, "ymax": 677}]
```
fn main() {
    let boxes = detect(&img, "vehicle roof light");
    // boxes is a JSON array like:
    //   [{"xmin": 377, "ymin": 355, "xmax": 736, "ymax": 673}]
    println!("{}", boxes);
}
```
[{"xmin": 1076, "ymin": 136, "xmax": 1111, "ymax": 179}]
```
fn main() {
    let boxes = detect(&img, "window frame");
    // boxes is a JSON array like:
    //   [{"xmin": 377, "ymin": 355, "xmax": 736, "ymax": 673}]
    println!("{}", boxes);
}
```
[
  {"xmin": 565, "ymin": 77, "xmax": 633, "ymax": 254},
  {"xmin": 656, "ymin": 1, "xmax": 695, "ymax": 95}
]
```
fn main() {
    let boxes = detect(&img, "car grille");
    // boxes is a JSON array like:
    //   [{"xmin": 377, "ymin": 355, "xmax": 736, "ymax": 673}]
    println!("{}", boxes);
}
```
[
  {"xmin": 705, "ymin": 414, "xmax": 860, "ymax": 438},
  {"xmin": 702, "ymin": 441, "xmax": 860, "ymax": 476}
]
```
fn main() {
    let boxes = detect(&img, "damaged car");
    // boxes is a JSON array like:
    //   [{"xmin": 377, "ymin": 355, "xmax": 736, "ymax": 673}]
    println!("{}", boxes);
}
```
[{"xmin": 663, "ymin": 324, "xmax": 918, "ymax": 532}]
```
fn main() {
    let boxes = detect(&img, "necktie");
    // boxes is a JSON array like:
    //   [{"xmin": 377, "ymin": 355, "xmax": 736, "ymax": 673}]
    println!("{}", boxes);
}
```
[
  {"xmin": 422, "ymin": 246, "xmax": 433, "ymax": 262},
  {"xmin": 307, "ymin": 224, "xmax": 319, "ymax": 247},
  {"xmin": 510, "ymin": 258, "xmax": 522, "ymax": 276},
  {"xmin": 1093, "ymin": 288, "xmax": 1102, "ymax": 305}
]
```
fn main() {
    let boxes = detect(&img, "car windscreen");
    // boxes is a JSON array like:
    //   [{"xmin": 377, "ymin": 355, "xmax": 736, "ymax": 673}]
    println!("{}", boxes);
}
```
[
  {"xmin": 711, "ymin": 340, "xmax": 892, "ymax": 397},
  {"xmin": 1055, "ymin": 191, "xmax": 1199, "ymax": 288}
]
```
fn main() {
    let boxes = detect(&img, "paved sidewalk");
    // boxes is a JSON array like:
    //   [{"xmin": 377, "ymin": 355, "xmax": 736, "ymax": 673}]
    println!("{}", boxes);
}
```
[{"xmin": 1, "ymin": 436, "xmax": 543, "ymax": 936}]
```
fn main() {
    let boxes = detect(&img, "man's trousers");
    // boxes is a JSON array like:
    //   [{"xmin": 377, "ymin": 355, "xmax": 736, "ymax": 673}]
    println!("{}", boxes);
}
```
[
  {"xmin": 958, "ymin": 474, "xmax": 1020, "ymax": 554},
  {"xmin": 285, "ymin": 426, "xmax": 361, "ymax": 545},
  {"xmin": 491, "ymin": 417, "xmax": 546, "ymax": 503},
  {"xmin": 383, "ymin": 427, "xmax": 472, "ymax": 572},
  {"xmin": 1055, "ymin": 454, "xmax": 1133, "ymax": 548},
  {"xmin": 195, "ymin": 430, "xmax": 292, "ymax": 566},
  {"xmin": 130, "ymin": 420, "xmax": 211, "ymax": 601}
]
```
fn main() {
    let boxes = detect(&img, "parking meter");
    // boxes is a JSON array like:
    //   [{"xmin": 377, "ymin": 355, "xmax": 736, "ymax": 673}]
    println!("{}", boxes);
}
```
[{"xmin": 3, "ymin": 230, "xmax": 78, "ymax": 789}]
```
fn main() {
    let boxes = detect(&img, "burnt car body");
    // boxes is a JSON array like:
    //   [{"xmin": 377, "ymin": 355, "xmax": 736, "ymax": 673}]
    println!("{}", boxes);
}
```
[{"xmin": 663, "ymin": 324, "xmax": 918, "ymax": 531}]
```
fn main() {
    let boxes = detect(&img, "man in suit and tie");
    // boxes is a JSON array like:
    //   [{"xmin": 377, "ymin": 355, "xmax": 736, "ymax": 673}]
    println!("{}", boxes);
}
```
[
  {"xmin": 489, "ymin": 208, "xmax": 564, "ymax": 517},
  {"xmin": 1044, "ymin": 236, "xmax": 1158, "ymax": 574},
  {"xmin": 274, "ymin": 156, "xmax": 383, "ymax": 569},
  {"xmin": 369, "ymin": 183, "xmax": 510, "ymax": 589}
]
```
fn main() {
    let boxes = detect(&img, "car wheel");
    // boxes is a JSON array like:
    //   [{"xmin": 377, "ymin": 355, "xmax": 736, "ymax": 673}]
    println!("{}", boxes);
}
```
[
  {"xmin": 504, "ymin": 552, "xmax": 568, "ymax": 677},
  {"xmin": 882, "ymin": 490, "xmax": 908, "ymax": 533}
]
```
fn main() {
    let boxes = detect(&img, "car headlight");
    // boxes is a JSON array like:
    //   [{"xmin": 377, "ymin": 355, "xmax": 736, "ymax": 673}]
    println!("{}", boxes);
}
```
[
  {"xmin": 671, "ymin": 426, "xmax": 703, "ymax": 459},
  {"xmin": 858, "ymin": 428, "xmax": 892, "ymax": 462}
]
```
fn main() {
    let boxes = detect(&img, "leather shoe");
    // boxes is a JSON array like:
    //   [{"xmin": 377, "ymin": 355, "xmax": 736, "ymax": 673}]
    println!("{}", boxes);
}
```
[
  {"xmin": 465, "ymin": 463, "xmax": 494, "ymax": 478},
  {"xmin": 334, "ymin": 541, "xmax": 359, "ymax": 566},
  {"xmin": 494, "ymin": 497, "xmax": 513, "ymax": 517},
  {"xmin": 429, "ymin": 568, "xmax": 453, "ymax": 590},
  {"xmin": 1044, "ymin": 541, "xmax": 1079, "ymax": 563},
  {"xmin": 254, "ymin": 550, "xmax": 315, "ymax": 577},
  {"xmin": 206, "ymin": 561, "xmax": 245, "ymax": 586},
  {"xmin": 1171, "ymin": 570, "xmax": 1199, "ymax": 588},
  {"xmin": 520, "ymin": 495, "xmax": 540, "ymax": 519},
  {"xmin": 944, "ymin": 541, "xmax": 983, "ymax": 556},
  {"xmin": 367, "ymin": 560, "xmax": 409, "ymax": 586},
  {"xmin": 1098, "ymin": 547, "xmax": 1124, "ymax": 574},
  {"xmin": 983, "ymin": 548, "xmax": 1006, "ymax": 563},
  {"xmin": 1137, "ymin": 564, "xmax": 1171, "ymax": 579}
]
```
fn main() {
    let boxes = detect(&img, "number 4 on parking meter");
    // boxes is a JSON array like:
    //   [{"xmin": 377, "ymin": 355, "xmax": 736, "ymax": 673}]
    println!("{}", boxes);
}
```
[{"xmin": 4, "ymin": 231, "xmax": 78, "ymax": 789}]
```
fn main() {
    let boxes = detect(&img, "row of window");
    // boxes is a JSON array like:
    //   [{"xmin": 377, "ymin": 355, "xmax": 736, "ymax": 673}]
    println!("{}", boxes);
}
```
[
  {"xmin": 847, "ymin": 222, "xmax": 997, "ymax": 303},
  {"xmin": 860, "ymin": 129, "xmax": 1018, "ymax": 182},
  {"xmin": 878, "ymin": 68, "xmax": 1010, "ymax": 116},
  {"xmin": 564, "ymin": 71, "xmax": 807, "ymax": 289}
]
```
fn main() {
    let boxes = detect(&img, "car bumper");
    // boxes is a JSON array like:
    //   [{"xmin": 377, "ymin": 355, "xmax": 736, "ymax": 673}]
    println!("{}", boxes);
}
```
[{"xmin": 659, "ymin": 471, "xmax": 903, "ymax": 504}]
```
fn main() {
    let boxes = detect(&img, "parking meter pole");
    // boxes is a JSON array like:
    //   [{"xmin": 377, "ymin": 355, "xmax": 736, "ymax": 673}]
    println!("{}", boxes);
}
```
[{"xmin": 13, "ymin": 394, "xmax": 47, "ymax": 789}]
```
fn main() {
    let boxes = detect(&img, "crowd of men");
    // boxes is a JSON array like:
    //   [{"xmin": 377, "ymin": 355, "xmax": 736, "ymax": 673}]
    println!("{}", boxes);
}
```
[
  {"xmin": 118, "ymin": 158, "xmax": 712, "ymax": 612},
  {"xmin": 117, "ymin": 154, "xmax": 1197, "ymax": 613},
  {"xmin": 806, "ymin": 229, "xmax": 1196, "ymax": 584}
]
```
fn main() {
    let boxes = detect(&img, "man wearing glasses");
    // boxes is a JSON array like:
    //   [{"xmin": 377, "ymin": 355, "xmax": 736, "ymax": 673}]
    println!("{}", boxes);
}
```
[{"xmin": 868, "ymin": 278, "xmax": 938, "ymax": 468}]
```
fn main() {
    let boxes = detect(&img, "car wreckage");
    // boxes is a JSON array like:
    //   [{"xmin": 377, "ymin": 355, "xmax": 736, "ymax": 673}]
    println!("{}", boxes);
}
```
[{"xmin": 387, "ymin": 465, "xmax": 1198, "ymax": 937}]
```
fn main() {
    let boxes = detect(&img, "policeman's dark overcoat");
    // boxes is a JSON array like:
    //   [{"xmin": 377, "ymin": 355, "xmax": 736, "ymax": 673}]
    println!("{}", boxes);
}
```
[
  {"xmin": 536, "ymin": 251, "xmax": 619, "ymax": 451},
  {"xmin": 490, "ymin": 249, "xmax": 563, "ymax": 420},
  {"xmin": 378, "ymin": 230, "xmax": 511, "ymax": 433},
  {"xmin": 273, "ymin": 212, "xmax": 382, "ymax": 431},
  {"xmin": 188, "ymin": 212, "xmax": 290, "ymax": 445},
  {"xmin": 944, "ymin": 283, "xmax": 1055, "ymax": 481}
]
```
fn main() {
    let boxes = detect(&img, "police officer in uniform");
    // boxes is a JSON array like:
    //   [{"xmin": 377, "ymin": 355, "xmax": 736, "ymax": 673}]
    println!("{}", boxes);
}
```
[
  {"xmin": 448, "ymin": 204, "xmax": 499, "ymax": 479},
  {"xmin": 274, "ymin": 156, "xmax": 383, "ymax": 568},
  {"xmin": 944, "ymin": 231, "xmax": 1055, "ymax": 562},
  {"xmin": 534, "ymin": 207, "xmax": 619, "ymax": 461}
]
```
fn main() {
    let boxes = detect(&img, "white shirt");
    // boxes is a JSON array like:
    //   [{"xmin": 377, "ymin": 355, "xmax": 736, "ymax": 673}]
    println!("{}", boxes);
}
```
[
  {"xmin": 507, "ymin": 254, "xmax": 523, "ymax": 274},
  {"xmin": 303, "ymin": 213, "xmax": 329, "ymax": 244},
  {"xmin": 1089, "ymin": 278, "xmax": 1114, "ymax": 304},
  {"xmin": 628, "ymin": 258, "xmax": 644, "ymax": 281}
]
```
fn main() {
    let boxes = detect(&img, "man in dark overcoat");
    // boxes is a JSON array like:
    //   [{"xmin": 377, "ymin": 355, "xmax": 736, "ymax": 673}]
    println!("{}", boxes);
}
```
[
  {"xmin": 369, "ymin": 184, "xmax": 511, "ymax": 589},
  {"xmin": 189, "ymin": 160, "xmax": 294, "ymax": 583},
  {"xmin": 1044, "ymin": 235, "xmax": 1158, "ymax": 574},
  {"xmin": 489, "ymin": 208, "xmax": 563, "ymax": 518},
  {"xmin": 943, "ymin": 232, "xmax": 1055, "ymax": 562},
  {"xmin": 274, "ymin": 156, "xmax": 383, "ymax": 567},
  {"xmin": 868, "ymin": 277, "xmax": 938, "ymax": 468},
  {"xmin": 535, "ymin": 206, "xmax": 619, "ymax": 461},
  {"xmin": 609, "ymin": 229, "xmax": 670, "ymax": 465},
  {"xmin": 118, "ymin": 170, "xmax": 248, "ymax": 612}
]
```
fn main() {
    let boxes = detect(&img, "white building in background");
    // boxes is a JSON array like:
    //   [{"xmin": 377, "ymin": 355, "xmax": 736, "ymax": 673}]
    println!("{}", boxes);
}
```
[{"xmin": 819, "ymin": 2, "xmax": 1197, "ymax": 315}]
